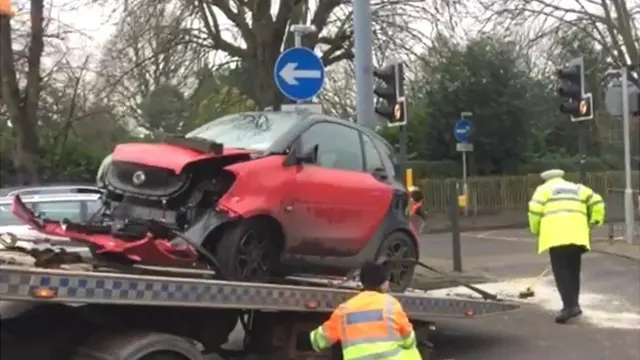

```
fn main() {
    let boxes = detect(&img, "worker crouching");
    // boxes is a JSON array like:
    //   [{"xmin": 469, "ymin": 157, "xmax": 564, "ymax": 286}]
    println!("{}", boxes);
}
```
[
  {"xmin": 309, "ymin": 261, "xmax": 422, "ymax": 359},
  {"xmin": 528, "ymin": 169, "xmax": 605, "ymax": 324}
]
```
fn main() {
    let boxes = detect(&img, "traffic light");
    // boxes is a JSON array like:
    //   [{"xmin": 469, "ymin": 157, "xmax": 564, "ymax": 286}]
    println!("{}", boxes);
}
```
[
  {"xmin": 373, "ymin": 62, "xmax": 406, "ymax": 127},
  {"xmin": 557, "ymin": 57, "xmax": 593, "ymax": 121}
]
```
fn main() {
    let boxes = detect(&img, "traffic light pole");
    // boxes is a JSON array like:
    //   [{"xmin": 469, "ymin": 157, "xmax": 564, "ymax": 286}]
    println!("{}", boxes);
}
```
[
  {"xmin": 399, "ymin": 108, "xmax": 409, "ymax": 185},
  {"xmin": 577, "ymin": 121, "xmax": 588, "ymax": 184},
  {"xmin": 353, "ymin": 0, "xmax": 375, "ymax": 130},
  {"xmin": 621, "ymin": 66, "xmax": 636, "ymax": 244}
]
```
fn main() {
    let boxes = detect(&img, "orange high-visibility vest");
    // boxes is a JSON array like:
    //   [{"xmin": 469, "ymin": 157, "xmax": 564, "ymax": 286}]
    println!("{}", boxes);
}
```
[
  {"xmin": 408, "ymin": 201, "xmax": 423, "ymax": 216},
  {"xmin": 0, "ymin": 0, "xmax": 15, "ymax": 17},
  {"xmin": 310, "ymin": 291, "xmax": 419, "ymax": 359}
]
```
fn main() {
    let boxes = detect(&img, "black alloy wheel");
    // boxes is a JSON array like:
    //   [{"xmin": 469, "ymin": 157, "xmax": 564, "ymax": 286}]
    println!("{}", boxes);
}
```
[
  {"xmin": 216, "ymin": 219, "xmax": 279, "ymax": 282},
  {"xmin": 235, "ymin": 230, "xmax": 274, "ymax": 280},
  {"xmin": 376, "ymin": 232, "xmax": 418, "ymax": 292}
]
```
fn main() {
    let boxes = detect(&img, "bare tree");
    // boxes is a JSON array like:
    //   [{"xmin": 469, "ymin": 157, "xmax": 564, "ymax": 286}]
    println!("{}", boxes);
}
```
[
  {"xmin": 477, "ymin": 0, "xmax": 639, "ymax": 84},
  {"xmin": 95, "ymin": 0, "xmax": 208, "ymax": 126},
  {"xmin": 183, "ymin": 0, "xmax": 451, "ymax": 108}
]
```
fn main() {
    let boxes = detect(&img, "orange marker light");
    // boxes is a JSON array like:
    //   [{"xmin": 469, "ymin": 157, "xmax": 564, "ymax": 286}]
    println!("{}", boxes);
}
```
[
  {"xmin": 305, "ymin": 300, "xmax": 320, "ymax": 310},
  {"xmin": 31, "ymin": 287, "xmax": 57, "ymax": 299},
  {"xmin": 464, "ymin": 309, "xmax": 475, "ymax": 318}
]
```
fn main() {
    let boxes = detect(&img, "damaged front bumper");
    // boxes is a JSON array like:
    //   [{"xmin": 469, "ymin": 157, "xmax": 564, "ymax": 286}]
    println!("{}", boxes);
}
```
[{"xmin": 10, "ymin": 195, "xmax": 234, "ymax": 268}]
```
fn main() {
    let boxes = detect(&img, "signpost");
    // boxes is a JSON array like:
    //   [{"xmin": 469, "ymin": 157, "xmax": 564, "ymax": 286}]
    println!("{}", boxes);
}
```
[
  {"xmin": 454, "ymin": 113, "xmax": 474, "ymax": 216},
  {"xmin": 274, "ymin": 47, "xmax": 325, "ymax": 103},
  {"xmin": 603, "ymin": 66, "xmax": 638, "ymax": 244}
]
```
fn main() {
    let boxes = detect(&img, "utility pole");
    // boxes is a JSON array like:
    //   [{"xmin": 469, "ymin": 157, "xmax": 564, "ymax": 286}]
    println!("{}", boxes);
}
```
[
  {"xmin": 620, "ymin": 66, "xmax": 636, "ymax": 244},
  {"xmin": 353, "ymin": 0, "xmax": 375, "ymax": 130}
]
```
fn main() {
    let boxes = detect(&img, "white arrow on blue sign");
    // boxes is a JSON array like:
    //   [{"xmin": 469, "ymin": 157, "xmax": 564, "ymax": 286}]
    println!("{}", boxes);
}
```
[
  {"xmin": 274, "ymin": 47, "xmax": 325, "ymax": 102},
  {"xmin": 454, "ymin": 119, "xmax": 473, "ymax": 143}
]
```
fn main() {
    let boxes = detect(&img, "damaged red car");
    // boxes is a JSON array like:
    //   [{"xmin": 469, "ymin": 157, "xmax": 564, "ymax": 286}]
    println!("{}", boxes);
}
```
[{"xmin": 12, "ymin": 111, "xmax": 419, "ymax": 291}]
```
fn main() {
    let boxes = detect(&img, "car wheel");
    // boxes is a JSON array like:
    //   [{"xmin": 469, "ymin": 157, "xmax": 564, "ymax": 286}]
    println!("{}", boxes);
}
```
[
  {"xmin": 375, "ymin": 231, "xmax": 418, "ymax": 292},
  {"xmin": 215, "ymin": 218, "xmax": 281, "ymax": 282}
]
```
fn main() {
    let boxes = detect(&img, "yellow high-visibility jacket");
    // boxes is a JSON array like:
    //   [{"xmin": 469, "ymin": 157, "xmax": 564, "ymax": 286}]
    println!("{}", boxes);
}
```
[{"xmin": 528, "ymin": 178, "xmax": 605, "ymax": 253}]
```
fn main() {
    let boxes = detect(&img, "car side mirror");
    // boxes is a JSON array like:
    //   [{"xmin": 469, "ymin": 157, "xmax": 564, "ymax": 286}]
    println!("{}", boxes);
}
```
[
  {"xmin": 283, "ymin": 144, "xmax": 318, "ymax": 167},
  {"xmin": 371, "ymin": 167, "xmax": 388, "ymax": 180}
]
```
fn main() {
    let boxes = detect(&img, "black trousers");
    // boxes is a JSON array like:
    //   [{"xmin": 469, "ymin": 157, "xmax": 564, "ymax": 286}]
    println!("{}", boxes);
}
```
[{"xmin": 549, "ymin": 244, "xmax": 586, "ymax": 310}]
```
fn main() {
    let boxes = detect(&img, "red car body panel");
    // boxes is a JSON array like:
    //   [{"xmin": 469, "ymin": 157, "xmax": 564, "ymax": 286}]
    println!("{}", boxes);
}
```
[
  {"xmin": 281, "ymin": 165, "xmax": 392, "ymax": 255},
  {"xmin": 10, "ymin": 195, "xmax": 198, "ymax": 266},
  {"xmin": 111, "ymin": 142, "xmax": 253, "ymax": 174},
  {"xmin": 219, "ymin": 155, "xmax": 294, "ymax": 219}
]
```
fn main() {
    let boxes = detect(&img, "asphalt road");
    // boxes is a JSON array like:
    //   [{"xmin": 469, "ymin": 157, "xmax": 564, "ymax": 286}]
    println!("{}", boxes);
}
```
[{"xmin": 418, "ymin": 227, "xmax": 640, "ymax": 360}]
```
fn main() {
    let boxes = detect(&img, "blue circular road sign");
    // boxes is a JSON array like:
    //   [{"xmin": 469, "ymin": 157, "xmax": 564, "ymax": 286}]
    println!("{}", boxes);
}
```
[
  {"xmin": 274, "ymin": 47, "xmax": 325, "ymax": 102},
  {"xmin": 454, "ymin": 119, "xmax": 473, "ymax": 142}
]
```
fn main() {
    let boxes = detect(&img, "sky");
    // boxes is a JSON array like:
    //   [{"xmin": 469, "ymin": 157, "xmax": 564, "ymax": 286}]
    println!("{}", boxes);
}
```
[{"xmin": 9, "ymin": 0, "xmax": 117, "ymax": 67}]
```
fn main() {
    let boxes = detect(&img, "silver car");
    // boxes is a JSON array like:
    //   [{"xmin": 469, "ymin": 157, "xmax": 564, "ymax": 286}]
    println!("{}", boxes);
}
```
[{"xmin": 0, "ymin": 192, "xmax": 103, "ymax": 249}]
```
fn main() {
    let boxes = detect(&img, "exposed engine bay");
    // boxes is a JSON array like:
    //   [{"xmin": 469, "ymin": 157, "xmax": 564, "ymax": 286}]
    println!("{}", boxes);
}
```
[
  {"xmin": 104, "ymin": 159, "xmax": 236, "ymax": 239},
  {"xmin": 10, "ymin": 135, "xmax": 253, "ymax": 270}
]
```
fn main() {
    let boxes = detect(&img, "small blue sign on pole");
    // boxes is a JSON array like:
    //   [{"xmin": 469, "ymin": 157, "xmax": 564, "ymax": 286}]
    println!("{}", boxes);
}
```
[
  {"xmin": 454, "ymin": 119, "xmax": 473, "ymax": 143},
  {"xmin": 274, "ymin": 47, "xmax": 325, "ymax": 102}
]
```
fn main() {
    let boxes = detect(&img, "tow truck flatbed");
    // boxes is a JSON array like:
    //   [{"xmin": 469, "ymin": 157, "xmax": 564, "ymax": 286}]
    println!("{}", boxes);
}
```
[
  {"xmin": 0, "ymin": 263, "xmax": 518, "ymax": 318},
  {"xmin": 0, "ymin": 246, "xmax": 520, "ymax": 360}
]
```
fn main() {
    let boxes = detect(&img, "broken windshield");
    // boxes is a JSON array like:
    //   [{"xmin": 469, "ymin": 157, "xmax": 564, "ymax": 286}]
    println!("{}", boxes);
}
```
[{"xmin": 185, "ymin": 112, "xmax": 301, "ymax": 151}]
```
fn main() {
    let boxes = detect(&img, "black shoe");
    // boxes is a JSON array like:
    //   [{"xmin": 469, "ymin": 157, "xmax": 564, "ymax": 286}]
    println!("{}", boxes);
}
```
[{"xmin": 555, "ymin": 307, "xmax": 582, "ymax": 324}]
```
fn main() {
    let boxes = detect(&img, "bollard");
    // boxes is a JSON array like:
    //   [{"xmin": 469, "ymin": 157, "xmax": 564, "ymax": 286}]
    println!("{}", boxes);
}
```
[{"xmin": 449, "ymin": 181, "xmax": 463, "ymax": 272}]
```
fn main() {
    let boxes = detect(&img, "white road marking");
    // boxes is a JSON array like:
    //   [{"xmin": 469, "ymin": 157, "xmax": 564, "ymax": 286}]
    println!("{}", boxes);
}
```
[
  {"xmin": 463, "ymin": 231, "xmax": 611, "ymax": 243},
  {"xmin": 427, "ymin": 279, "xmax": 640, "ymax": 330}
]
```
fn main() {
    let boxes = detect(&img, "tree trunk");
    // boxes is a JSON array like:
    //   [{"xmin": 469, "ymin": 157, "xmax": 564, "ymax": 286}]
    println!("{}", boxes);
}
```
[{"xmin": 0, "ymin": 1, "xmax": 44, "ymax": 184}]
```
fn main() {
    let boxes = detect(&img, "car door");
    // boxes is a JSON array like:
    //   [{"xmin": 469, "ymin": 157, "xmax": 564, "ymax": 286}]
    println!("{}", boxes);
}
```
[
  {"xmin": 283, "ymin": 122, "xmax": 386, "ymax": 257},
  {"xmin": 357, "ymin": 133, "xmax": 399, "ymax": 241}
]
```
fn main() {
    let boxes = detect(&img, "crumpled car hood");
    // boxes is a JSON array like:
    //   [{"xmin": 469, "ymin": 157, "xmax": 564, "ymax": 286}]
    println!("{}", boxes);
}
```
[{"xmin": 112, "ymin": 142, "xmax": 253, "ymax": 174}]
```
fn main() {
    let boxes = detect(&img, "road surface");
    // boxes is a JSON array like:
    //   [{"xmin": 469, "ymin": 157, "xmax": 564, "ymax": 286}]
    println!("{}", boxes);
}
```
[{"xmin": 421, "ymin": 227, "xmax": 640, "ymax": 359}]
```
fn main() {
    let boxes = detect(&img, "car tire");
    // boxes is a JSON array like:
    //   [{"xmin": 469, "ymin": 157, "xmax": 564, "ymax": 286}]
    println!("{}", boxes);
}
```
[
  {"xmin": 215, "ymin": 218, "xmax": 281, "ymax": 282},
  {"xmin": 375, "ymin": 231, "xmax": 418, "ymax": 293}
]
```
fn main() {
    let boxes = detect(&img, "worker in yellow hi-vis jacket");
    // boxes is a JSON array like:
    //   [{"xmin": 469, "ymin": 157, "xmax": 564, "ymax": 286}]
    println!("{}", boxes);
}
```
[{"xmin": 528, "ymin": 169, "xmax": 605, "ymax": 324}]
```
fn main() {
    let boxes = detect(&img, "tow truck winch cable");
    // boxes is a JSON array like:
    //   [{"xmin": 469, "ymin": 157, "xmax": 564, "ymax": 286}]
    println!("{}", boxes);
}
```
[{"xmin": 333, "ymin": 257, "xmax": 500, "ymax": 301}]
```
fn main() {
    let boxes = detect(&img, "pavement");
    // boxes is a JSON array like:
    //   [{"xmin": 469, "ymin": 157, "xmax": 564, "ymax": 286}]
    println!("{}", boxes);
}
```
[{"xmin": 417, "ymin": 227, "xmax": 640, "ymax": 360}]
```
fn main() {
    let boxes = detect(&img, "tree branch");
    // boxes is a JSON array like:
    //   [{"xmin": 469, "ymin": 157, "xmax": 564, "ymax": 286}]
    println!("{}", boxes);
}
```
[{"xmin": 195, "ymin": 0, "xmax": 248, "ymax": 58}]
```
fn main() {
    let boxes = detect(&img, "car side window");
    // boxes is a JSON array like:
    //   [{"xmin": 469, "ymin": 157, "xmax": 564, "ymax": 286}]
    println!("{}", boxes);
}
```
[
  {"xmin": 362, "ymin": 134, "xmax": 385, "ymax": 172},
  {"xmin": 33, "ymin": 201, "xmax": 83, "ymax": 222},
  {"xmin": 371, "ymin": 136, "xmax": 397, "ymax": 179},
  {"xmin": 299, "ymin": 122, "xmax": 364, "ymax": 172},
  {"xmin": 85, "ymin": 199, "xmax": 103, "ymax": 217}
]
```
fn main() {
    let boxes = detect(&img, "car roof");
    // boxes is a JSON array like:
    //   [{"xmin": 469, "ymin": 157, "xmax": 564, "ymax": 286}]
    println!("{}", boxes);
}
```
[
  {"xmin": 0, "ymin": 193, "xmax": 102, "ymax": 204},
  {"xmin": 306, "ymin": 113, "xmax": 396, "ymax": 153}
]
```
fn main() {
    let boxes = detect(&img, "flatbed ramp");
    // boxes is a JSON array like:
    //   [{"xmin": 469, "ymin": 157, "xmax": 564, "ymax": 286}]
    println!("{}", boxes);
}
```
[{"xmin": 0, "ymin": 263, "xmax": 519, "ymax": 319}]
